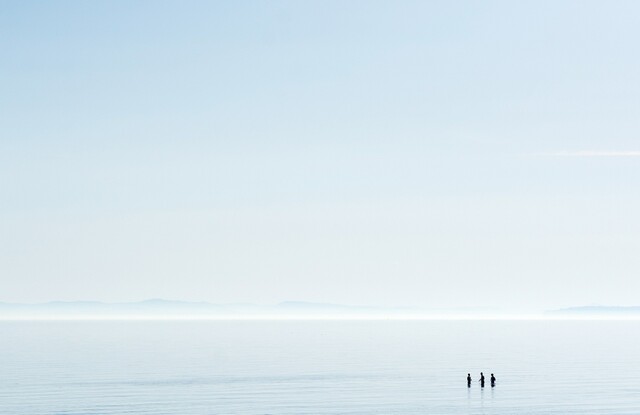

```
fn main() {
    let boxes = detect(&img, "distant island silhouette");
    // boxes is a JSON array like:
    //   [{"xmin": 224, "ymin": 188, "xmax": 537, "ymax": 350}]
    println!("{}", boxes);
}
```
[{"xmin": 546, "ymin": 306, "xmax": 640, "ymax": 316}]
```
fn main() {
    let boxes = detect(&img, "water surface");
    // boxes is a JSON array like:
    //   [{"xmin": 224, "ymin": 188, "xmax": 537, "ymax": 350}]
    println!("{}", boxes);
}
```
[{"xmin": 1, "ymin": 320, "xmax": 639, "ymax": 414}]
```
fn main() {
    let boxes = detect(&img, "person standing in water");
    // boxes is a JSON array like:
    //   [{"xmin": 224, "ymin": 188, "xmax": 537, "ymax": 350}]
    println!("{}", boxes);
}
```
[
  {"xmin": 467, "ymin": 373, "xmax": 472, "ymax": 387},
  {"xmin": 491, "ymin": 373, "xmax": 496, "ymax": 387},
  {"xmin": 479, "ymin": 372, "xmax": 485, "ymax": 387}
]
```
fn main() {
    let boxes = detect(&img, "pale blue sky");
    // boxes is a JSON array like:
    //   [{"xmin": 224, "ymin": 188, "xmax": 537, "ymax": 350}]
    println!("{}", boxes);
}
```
[{"xmin": 1, "ymin": 1, "xmax": 639, "ymax": 310}]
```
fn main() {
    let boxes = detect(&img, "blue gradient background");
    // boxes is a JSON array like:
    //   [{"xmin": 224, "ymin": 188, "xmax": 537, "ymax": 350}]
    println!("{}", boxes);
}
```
[{"xmin": 1, "ymin": 1, "xmax": 639, "ymax": 309}]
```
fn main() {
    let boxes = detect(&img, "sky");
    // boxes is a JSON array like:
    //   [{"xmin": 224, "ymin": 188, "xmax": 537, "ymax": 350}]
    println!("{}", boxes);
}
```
[{"xmin": 1, "ymin": 1, "xmax": 639, "ymax": 311}]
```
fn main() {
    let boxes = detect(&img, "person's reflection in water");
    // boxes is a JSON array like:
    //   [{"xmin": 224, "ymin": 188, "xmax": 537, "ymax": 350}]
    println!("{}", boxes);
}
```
[
  {"xmin": 479, "ymin": 372, "xmax": 485, "ymax": 387},
  {"xmin": 491, "ymin": 373, "xmax": 496, "ymax": 387},
  {"xmin": 467, "ymin": 373, "xmax": 472, "ymax": 387}
]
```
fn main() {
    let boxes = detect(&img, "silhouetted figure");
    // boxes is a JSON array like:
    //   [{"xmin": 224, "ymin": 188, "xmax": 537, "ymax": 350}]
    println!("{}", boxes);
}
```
[
  {"xmin": 479, "ymin": 372, "xmax": 485, "ymax": 387},
  {"xmin": 491, "ymin": 373, "xmax": 496, "ymax": 387},
  {"xmin": 467, "ymin": 373, "xmax": 472, "ymax": 387}
]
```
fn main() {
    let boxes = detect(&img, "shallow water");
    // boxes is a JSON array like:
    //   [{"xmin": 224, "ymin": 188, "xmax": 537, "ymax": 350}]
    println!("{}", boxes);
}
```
[{"xmin": 1, "ymin": 320, "xmax": 639, "ymax": 414}]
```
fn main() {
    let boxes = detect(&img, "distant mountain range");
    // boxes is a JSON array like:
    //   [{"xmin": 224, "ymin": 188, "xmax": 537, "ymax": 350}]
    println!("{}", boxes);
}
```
[
  {"xmin": 1, "ymin": 300, "xmax": 639, "ymax": 319},
  {"xmin": 0, "ymin": 300, "xmax": 503, "ymax": 319},
  {"xmin": 0, "ymin": 299, "xmax": 410, "ymax": 318}
]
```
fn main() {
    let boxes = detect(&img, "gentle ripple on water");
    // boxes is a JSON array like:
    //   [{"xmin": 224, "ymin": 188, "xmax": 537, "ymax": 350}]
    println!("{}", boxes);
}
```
[{"xmin": 1, "ymin": 320, "xmax": 640, "ymax": 414}]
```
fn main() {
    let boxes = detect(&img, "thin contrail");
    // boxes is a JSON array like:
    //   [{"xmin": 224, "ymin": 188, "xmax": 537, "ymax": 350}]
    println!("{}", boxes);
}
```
[{"xmin": 539, "ymin": 151, "xmax": 640, "ymax": 157}]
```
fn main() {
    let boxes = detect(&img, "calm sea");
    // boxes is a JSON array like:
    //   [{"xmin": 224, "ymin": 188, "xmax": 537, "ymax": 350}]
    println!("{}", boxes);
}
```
[{"xmin": 1, "ymin": 320, "xmax": 639, "ymax": 414}]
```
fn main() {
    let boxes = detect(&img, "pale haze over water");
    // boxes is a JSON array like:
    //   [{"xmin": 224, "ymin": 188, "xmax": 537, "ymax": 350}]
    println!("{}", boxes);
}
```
[{"xmin": 2, "ymin": 320, "xmax": 639, "ymax": 414}]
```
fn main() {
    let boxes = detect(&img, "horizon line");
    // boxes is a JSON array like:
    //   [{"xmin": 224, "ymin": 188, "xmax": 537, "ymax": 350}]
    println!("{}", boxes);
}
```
[{"xmin": 3, "ymin": 314, "xmax": 640, "ymax": 322}]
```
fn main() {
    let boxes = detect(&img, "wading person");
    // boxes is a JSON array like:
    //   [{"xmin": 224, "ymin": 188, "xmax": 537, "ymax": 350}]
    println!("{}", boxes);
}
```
[
  {"xmin": 491, "ymin": 373, "xmax": 496, "ymax": 387},
  {"xmin": 467, "ymin": 373, "xmax": 472, "ymax": 387},
  {"xmin": 479, "ymin": 372, "xmax": 485, "ymax": 387}
]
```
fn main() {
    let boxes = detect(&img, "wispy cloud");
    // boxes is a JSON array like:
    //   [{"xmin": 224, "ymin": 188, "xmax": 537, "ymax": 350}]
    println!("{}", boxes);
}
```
[{"xmin": 539, "ymin": 151, "xmax": 640, "ymax": 157}]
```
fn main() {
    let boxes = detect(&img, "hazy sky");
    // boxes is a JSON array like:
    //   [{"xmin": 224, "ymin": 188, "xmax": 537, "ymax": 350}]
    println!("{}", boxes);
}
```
[{"xmin": 1, "ymin": 1, "xmax": 639, "ymax": 310}]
